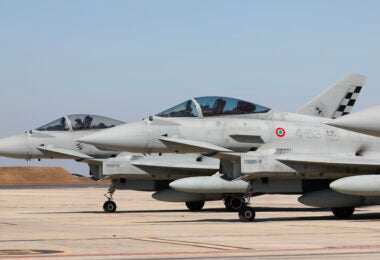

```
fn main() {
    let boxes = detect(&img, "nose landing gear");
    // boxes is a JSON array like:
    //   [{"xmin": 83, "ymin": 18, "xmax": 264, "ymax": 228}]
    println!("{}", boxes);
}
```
[
  {"xmin": 237, "ymin": 181, "xmax": 256, "ymax": 222},
  {"xmin": 103, "ymin": 184, "xmax": 117, "ymax": 213}
]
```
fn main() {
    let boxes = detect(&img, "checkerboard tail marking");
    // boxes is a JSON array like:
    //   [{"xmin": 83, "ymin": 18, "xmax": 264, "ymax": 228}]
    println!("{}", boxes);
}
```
[{"xmin": 332, "ymin": 86, "xmax": 362, "ymax": 118}]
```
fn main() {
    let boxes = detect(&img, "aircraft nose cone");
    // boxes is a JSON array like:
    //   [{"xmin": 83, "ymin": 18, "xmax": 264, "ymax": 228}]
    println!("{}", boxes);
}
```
[
  {"xmin": 77, "ymin": 130, "xmax": 119, "ymax": 150},
  {"xmin": 0, "ymin": 134, "xmax": 28, "ymax": 158},
  {"xmin": 326, "ymin": 104, "xmax": 380, "ymax": 137},
  {"xmin": 77, "ymin": 121, "xmax": 149, "ymax": 152}
]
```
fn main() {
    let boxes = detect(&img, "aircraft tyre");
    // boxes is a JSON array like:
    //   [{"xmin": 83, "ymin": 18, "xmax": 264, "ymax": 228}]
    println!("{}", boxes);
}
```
[
  {"xmin": 238, "ymin": 206, "xmax": 256, "ymax": 222},
  {"xmin": 185, "ymin": 201, "xmax": 205, "ymax": 211},
  {"xmin": 331, "ymin": 207, "xmax": 355, "ymax": 219},
  {"xmin": 103, "ymin": 200, "xmax": 117, "ymax": 213},
  {"xmin": 224, "ymin": 196, "xmax": 245, "ymax": 211}
]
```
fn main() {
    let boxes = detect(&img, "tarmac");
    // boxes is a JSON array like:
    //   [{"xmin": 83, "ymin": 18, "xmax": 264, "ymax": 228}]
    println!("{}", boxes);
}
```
[{"xmin": 1, "ymin": 185, "xmax": 380, "ymax": 259}]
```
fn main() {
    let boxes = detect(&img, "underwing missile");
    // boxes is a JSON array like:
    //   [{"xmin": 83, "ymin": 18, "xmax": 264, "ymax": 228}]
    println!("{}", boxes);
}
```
[{"xmin": 169, "ymin": 176, "xmax": 248, "ymax": 194}]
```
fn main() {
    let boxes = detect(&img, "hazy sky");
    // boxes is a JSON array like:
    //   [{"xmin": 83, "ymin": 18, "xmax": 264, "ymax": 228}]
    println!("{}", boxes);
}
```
[{"xmin": 0, "ymin": 1, "xmax": 379, "ymax": 174}]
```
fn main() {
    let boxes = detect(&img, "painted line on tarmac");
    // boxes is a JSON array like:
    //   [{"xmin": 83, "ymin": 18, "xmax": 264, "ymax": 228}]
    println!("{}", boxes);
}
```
[
  {"xmin": 0, "ymin": 223, "xmax": 16, "ymax": 226},
  {"xmin": 0, "ymin": 250, "xmax": 65, "ymax": 256},
  {"xmin": 135, "ymin": 237, "xmax": 246, "ymax": 250}
]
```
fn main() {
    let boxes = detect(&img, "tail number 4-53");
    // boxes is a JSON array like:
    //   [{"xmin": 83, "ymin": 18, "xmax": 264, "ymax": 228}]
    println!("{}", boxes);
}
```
[{"xmin": 295, "ymin": 129, "xmax": 322, "ymax": 139}]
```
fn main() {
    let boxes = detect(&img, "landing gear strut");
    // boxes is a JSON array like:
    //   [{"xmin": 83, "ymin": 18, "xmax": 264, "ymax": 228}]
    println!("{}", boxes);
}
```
[
  {"xmin": 224, "ymin": 195, "xmax": 245, "ymax": 211},
  {"xmin": 238, "ymin": 181, "xmax": 256, "ymax": 222},
  {"xmin": 185, "ymin": 201, "xmax": 205, "ymax": 211},
  {"xmin": 331, "ymin": 207, "xmax": 355, "ymax": 219},
  {"xmin": 103, "ymin": 184, "xmax": 117, "ymax": 213}
]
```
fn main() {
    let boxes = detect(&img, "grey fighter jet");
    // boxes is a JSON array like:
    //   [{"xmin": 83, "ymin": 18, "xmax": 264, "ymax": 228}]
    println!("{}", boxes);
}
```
[
  {"xmin": 78, "ymin": 73, "xmax": 365, "ymax": 153},
  {"xmin": 0, "ymin": 114, "xmax": 124, "ymax": 177},
  {"xmin": 0, "ymin": 114, "xmax": 220, "ymax": 212},
  {"xmin": 0, "ymin": 74, "xmax": 365, "ymax": 214},
  {"xmin": 325, "ymin": 105, "xmax": 380, "ymax": 198},
  {"xmin": 78, "ymin": 74, "xmax": 380, "ymax": 221}
]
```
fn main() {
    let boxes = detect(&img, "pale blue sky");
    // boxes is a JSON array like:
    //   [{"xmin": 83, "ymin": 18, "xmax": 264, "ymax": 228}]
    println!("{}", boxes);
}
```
[{"xmin": 0, "ymin": 1, "xmax": 379, "ymax": 173}]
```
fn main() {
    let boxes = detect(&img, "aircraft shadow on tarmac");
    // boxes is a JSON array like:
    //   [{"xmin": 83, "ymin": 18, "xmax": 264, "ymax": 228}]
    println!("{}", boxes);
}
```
[
  {"xmin": 30, "ymin": 206, "xmax": 329, "ymax": 215},
  {"xmin": 253, "ymin": 212, "xmax": 380, "ymax": 223},
  {"xmin": 146, "ymin": 212, "xmax": 380, "ymax": 224},
  {"xmin": 104, "ymin": 206, "xmax": 330, "ymax": 214},
  {"xmin": 27, "ymin": 207, "xmax": 380, "ymax": 223}
]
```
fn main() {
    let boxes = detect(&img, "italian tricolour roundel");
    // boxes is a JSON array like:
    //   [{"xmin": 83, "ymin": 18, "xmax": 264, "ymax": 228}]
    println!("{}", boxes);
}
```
[{"xmin": 275, "ymin": 127, "xmax": 286, "ymax": 138}]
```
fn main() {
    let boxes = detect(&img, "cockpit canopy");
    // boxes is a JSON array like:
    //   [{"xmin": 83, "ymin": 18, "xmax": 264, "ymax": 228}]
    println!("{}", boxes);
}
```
[
  {"xmin": 36, "ymin": 114, "xmax": 124, "ymax": 131},
  {"xmin": 156, "ymin": 96, "xmax": 270, "ymax": 118}
]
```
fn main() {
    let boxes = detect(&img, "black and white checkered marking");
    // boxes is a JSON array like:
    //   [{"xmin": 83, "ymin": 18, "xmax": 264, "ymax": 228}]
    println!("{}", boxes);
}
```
[{"xmin": 332, "ymin": 86, "xmax": 362, "ymax": 118}]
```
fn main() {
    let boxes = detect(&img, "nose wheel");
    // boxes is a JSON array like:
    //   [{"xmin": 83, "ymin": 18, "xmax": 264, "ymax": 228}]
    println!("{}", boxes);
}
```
[
  {"xmin": 103, "ymin": 200, "xmax": 117, "ymax": 213},
  {"xmin": 103, "ymin": 184, "xmax": 117, "ymax": 213}
]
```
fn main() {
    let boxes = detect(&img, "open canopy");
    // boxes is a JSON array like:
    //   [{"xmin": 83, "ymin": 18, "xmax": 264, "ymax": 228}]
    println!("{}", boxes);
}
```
[
  {"xmin": 156, "ymin": 96, "xmax": 270, "ymax": 118},
  {"xmin": 36, "ymin": 114, "xmax": 124, "ymax": 131}
]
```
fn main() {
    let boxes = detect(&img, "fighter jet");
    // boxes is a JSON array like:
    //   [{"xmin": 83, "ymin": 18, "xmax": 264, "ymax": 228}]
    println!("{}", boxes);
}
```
[
  {"xmin": 0, "ymin": 114, "xmax": 221, "ymax": 212},
  {"xmin": 77, "ymin": 74, "xmax": 380, "ymax": 221},
  {"xmin": 78, "ymin": 74, "xmax": 365, "ymax": 153},
  {"xmin": 325, "ymin": 105, "xmax": 380, "ymax": 198},
  {"xmin": 0, "ymin": 74, "xmax": 365, "ymax": 214},
  {"xmin": 0, "ymin": 114, "xmax": 125, "ymax": 177}
]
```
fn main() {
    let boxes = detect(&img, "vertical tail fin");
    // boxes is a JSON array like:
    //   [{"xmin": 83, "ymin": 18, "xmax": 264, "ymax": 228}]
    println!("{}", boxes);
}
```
[{"xmin": 298, "ymin": 73, "xmax": 366, "ymax": 118}]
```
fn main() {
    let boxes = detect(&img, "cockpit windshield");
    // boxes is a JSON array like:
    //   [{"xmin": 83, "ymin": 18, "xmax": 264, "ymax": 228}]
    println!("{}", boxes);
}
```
[
  {"xmin": 36, "ymin": 115, "xmax": 124, "ymax": 131},
  {"xmin": 195, "ymin": 96, "xmax": 270, "ymax": 117},
  {"xmin": 36, "ymin": 117, "xmax": 69, "ymax": 131},
  {"xmin": 155, "ymin": 96, "xmax": 270, "ymax": 118},
  {"xmin": 67, "ymin": 115, "xmax": 124, "ymax": 131},
  {"xmin": 156, "ymin": 100, "xmax": 199, "ymax": 118}
]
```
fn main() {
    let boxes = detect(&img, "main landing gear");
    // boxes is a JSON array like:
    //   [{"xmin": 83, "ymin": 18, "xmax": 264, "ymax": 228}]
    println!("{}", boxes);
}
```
[
  {"xmin": 185, "ymin": 201, "xmax": 205, "ymax": 211},
  {"xmin": 331, "ymin": 207, "xmax": 355, "ymax": 219},
  {"xmin": 103, "ymin": 184, "xmax": 117, "ymax": 213},
  {"xmin": 224, "ymin": 195, "xmax": 245, "ymax": 211}
]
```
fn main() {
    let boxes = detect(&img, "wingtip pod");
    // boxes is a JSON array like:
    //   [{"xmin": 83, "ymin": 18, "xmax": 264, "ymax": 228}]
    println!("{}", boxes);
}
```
[
  {"xmin": 298, "ymin": 73, "xmax": 366, "ymax": 118},
  {"xmin": 327, "ymin": 104, "xmax": 380, "ymax": 137}
]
